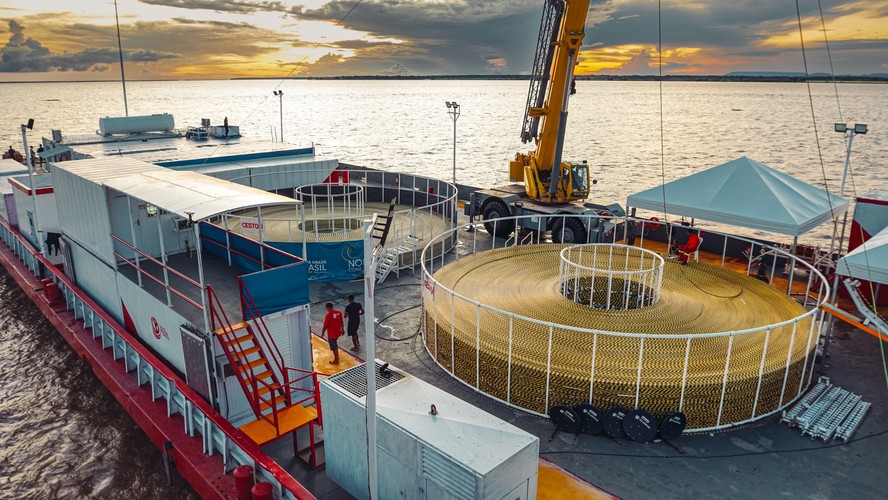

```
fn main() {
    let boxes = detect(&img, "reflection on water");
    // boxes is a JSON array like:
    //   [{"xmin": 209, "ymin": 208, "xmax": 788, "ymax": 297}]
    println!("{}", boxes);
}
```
[{"xmin": 0, "ymin": 273, "xmax": 196, "ymax": 499}]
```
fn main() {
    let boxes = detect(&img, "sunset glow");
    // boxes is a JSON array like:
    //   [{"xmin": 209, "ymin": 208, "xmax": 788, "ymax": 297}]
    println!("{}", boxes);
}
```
[{"xmin": 0, "ymin": 0, "xmax": 884, "ymax": 81}]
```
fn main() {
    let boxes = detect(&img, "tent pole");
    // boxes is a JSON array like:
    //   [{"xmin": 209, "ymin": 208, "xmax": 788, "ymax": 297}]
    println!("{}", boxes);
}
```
[{"xmin": 823, "ymin": 211, "xmax": 850, "ymax": 359}]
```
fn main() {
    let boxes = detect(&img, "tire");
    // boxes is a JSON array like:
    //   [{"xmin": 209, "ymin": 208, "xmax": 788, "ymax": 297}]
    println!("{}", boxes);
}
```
[
  {"xmin": 552, "ymin": 217, "xmax": 587, "ymax": 244},
  {"xmin": 482, "ymin": 199, "xmax": 515, "ymax": 237}
]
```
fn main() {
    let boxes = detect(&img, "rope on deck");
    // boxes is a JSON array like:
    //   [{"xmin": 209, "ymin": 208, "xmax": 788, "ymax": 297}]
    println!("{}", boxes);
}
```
[{"xmin": 423, "ymin": 245, "xmax": 815, "ymax": 429}]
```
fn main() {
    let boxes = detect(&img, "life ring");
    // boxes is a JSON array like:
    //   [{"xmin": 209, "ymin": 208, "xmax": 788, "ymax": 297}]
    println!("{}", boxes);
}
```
[{"xmin": 644, "ymin": 217, "xmax": 661, "ymax": 230}]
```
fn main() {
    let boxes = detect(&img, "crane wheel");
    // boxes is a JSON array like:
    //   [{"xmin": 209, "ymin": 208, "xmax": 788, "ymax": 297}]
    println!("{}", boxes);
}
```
[
  {"xmin": 552, "ymin": 217, "xmax": 587, "ymax": 244},
  {"xmin": 482, "ymin": 200, "xmax": 515, "ymax": 237}
]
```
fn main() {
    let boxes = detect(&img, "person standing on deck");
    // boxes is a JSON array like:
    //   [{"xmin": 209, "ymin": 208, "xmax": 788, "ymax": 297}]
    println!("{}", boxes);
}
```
[
  {"xmin": 344, "ymin": 294, "xmax": 364, "ymax": 351},
  {"xmin": 321, "ymin": 302, "xmax": 344, "ymax": 365}
]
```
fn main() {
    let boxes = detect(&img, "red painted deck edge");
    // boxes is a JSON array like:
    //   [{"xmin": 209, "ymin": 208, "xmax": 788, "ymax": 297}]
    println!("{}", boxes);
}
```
[{"xmin": 0, "ymin": 220, "xmax": 315, "ymax": 500}]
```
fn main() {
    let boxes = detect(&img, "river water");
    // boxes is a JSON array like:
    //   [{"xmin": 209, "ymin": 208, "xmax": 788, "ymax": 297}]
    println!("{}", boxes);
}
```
[{"xmin": 0, "ymin": 79, "xmax": 885, "ymax": 498}]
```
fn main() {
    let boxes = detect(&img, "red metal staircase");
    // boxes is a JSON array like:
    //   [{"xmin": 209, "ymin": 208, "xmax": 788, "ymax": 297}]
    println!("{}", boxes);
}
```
[{"xmin": 207, "ymin": 284, "xmax": 323, "ymax": 468}]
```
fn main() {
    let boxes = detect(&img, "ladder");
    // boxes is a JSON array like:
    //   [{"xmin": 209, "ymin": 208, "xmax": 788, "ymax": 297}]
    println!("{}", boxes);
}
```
[
  {"xmin": 376, "ymin": 235, "xmax": 423, "ymax": 284},
  {"xmin": 207, "ymin": 285, "xmax": 324, "ymax": 467}
]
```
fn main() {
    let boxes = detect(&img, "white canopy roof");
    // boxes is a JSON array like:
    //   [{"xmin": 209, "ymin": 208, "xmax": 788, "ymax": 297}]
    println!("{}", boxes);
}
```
[
  {"xmin": 626, "ymin": 156, "xmax": 849, "ymax": 237},
  {"xmin": 836, "ymin": 226, "xmax": 888, "ymax": 285},
  {"xmin": 57, "ymin": 156, "xmax": 298, "ymax": 220},
  {"xmin": 106, "ymin": 169, "xmax": 299, "ymax": 221}
]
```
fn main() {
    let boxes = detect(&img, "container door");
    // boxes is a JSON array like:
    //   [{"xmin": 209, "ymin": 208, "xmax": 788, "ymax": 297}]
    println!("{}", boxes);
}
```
[
  {"xmin": 60, "ymin": 238, "xmax": 76, "ymax": 283},
  {"xmin": 180, "ymin": 325, "xmax": 213, "ymax": 404},
  {"xmin": 5, "ymin": 194, "xmax": 18, "ymax": 228}
]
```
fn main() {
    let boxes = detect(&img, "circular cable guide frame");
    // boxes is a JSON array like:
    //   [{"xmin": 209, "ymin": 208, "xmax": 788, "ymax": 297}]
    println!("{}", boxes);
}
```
[
  {"xmin": 560, "ymin": 244, "xmax": 664, "ymax": 310},
  {"xmin": 574, "ymin": 404, "xmax": 604, "ymax": 435},
  {"xmin": 603, "ymin": 406, "xmax": 629, "ymax": 438},
  {"xmin": 295, "ymin": 182, "xmax": 365, "ymax": 217}
]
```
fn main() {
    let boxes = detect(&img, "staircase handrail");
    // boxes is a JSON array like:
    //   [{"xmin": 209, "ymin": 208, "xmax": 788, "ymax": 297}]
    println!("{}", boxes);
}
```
[
  {"xmin": 251, "ymin": 375, "xmax": 282, "ymax": 430},
  {"xmin": 238, "ymin": 278, "xmax": 288, "ymax": 388},
  {"xmin": 281, "ymin": 368, "xmax": 319, "ymax": 406},
  {"xmin": 251, "ymin": 369, "xmax": 319, "ymax": 431},
  {"xmin": 207, "ymin": 285, "xmax": 263, "ymax": 415}
]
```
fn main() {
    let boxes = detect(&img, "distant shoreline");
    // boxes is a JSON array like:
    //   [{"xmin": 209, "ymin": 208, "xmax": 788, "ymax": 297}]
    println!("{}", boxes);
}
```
[{"xmin": 2, "ymin": 74, "xmax": 887, "ymax": 84}]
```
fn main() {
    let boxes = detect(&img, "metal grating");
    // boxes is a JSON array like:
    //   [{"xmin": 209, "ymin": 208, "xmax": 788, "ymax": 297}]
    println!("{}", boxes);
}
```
[
  {"xmin": 328, "ymin": 362, "xmax": 405, "ymax": 398},
  {"xmin": 421, "ymin": 446, "xmax": 476, "ymax": 499}
]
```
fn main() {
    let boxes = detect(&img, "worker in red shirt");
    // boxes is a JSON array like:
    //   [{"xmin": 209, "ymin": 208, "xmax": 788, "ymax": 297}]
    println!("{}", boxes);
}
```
[
  {"xmin": 675, "ymin": 230, "xmax": 702, "ymax": 265},
  {"xmin": 321, "ymin": 302, "xmax": 344, "ymax": 365}
]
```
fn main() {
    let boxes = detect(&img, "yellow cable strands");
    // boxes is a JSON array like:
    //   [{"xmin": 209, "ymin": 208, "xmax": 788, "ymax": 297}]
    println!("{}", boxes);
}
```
[
  {"xmin": 423, "ymin": 244, "xmax": 816, "ymax": 430},
  {"xmin": 221, "ymin": 202, "xmax": 453, "ymax": 244}
]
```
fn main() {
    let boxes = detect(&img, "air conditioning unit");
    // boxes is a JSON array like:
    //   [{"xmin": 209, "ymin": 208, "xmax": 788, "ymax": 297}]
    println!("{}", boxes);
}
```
[
  {"xmin": 172, "ymin": 218, "xmax": 191, "ymax": 231},
  {"xmin": 320, "ymin": 361, "xmax": 539, "ymax": 500}
]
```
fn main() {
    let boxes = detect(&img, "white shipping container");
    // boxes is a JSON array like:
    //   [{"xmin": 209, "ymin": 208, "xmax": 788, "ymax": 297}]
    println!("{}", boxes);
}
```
[{"xmin": 320, "ymin": 362, "xmax": 539, "ymax": 500}]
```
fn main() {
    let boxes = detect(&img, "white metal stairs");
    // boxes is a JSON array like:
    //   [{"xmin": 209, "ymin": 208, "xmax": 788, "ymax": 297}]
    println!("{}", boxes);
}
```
[{"xmin": 376, "ymin": 235, "xmax": 423, "ymax": 283}]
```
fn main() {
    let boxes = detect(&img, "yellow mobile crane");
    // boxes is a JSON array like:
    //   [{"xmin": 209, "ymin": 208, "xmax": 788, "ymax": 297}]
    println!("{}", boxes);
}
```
[{"xmin": 467, "ymin": 0, "xmax": 631, "ymax": 243}]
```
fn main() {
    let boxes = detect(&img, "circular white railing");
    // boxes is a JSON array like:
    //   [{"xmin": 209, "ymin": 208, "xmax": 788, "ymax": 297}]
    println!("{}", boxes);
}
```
[
  {"xmin": 559, "ymin": 244, "xmax": 665, "ymax": 310},
  {"xmin": 420, "ymin": 213, "xmax": 830, "ymax": 432}
]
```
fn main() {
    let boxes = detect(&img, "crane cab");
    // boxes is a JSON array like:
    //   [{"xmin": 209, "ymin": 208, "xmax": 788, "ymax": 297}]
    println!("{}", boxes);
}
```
[{"xmin": 566, "ymin": 161, "xmax": 590, "ymax": 200}]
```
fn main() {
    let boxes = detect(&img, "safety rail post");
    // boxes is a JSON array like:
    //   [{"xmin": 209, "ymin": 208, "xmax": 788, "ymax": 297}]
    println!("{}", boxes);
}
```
[
  {"xmin": 716, "ymin": 334, "xmax": 735, "ymax": 427},
  {"xmin": 751, "ymin": 327, "xmax": 771, "ymax": 418},
  {"xmin": 588, "ymin": 333, "xmax": 597, "ymax": 404},
  {"xmin": 112, "ymin": 251, "xmax": 204, "ymax": 310},
  {"xmin": 778, "ymin": 322, "xmax": 799, "ymax": 407}
]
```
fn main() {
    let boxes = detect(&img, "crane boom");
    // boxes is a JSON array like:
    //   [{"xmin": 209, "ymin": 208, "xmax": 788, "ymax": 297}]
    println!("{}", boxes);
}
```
[
  {"xmin": 466, "ymin": 0, "xmax": 637, "ymax": 245},
  {"xmin": 511, "ymin": 0, "xmax": 591, "ymax": 204}
]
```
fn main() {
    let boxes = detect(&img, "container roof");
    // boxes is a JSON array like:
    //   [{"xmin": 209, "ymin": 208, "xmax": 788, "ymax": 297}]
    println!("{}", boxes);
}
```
[
  {"xmin": 66, "ymin": 134, "xmax": 316, "ymax": 167},
  {"xmin": 376, "ymin": 374, "xmax": 537, "ymax": 474},
  {"xmin": 0, "ymin": 159, "xmax": 29, "ymax": 175},
  {"xmin": 55, "ymin": 157, "xmax": 299, "ymax": 220}
]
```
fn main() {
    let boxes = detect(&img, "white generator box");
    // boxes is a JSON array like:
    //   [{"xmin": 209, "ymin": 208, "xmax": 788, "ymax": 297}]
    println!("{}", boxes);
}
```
[{"xmin": 320, "ymin": 362, "xmax": 539, "ymax": 500}]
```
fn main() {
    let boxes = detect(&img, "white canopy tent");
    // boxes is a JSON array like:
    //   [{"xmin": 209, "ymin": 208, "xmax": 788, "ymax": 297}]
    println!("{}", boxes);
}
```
[
  {"xmin": 836, "ymin": 226, "xmax": 888, "ymax": 285},
  {"xmin": 626, "ymin": 156, "xmax": 849, "ymax": 237}
]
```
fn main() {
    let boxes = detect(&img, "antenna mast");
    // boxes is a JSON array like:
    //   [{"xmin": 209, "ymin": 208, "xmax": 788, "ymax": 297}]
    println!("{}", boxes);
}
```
[{"xmin": 114, "ymin": 0, "xmax": 129, "ymax": 116}]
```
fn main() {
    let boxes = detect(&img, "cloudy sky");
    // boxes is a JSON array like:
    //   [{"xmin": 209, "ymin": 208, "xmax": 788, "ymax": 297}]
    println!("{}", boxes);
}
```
[{"xmin": 0, "ymin": 0, "xmax": 885, "ymax": 81}]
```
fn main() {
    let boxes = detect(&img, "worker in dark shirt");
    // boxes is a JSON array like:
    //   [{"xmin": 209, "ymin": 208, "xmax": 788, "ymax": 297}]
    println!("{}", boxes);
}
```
[{"xmin": 343, "ymin": 294, "xmax": 364, "ymax": 351}]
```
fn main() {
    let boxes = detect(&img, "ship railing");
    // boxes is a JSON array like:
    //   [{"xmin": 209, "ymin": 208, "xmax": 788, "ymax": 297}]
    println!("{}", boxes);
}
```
[
  {"xmin": 200, "ymin": 221, "xmax": 302, "ymax": 271},
  {"xmin": 420, "ymin": 213, "xmax": 832, "ymax": 433},
  {"xmin": 0, "ymin": 222, "xmax": 41, "ymax": 275},
  {"xmin": 0, "ymin": 218, "xmax": 314, "ymax": 499},
  {"xmin": 223, "ymin": 166, "xmax": 459, "ymax": 274},
  {"xmin": 111, "ymin": 233, "xmax": 204, "ymax": 311}
]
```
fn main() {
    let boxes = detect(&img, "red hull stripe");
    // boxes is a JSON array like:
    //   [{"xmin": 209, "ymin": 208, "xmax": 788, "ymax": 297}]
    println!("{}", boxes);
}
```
[{"xmin": 0, "ymin": 218, "xmax": 315, "ymax": 500}]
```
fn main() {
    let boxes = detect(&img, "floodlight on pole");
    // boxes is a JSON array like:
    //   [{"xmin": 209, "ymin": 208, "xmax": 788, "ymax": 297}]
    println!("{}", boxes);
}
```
[
  {"xmin": 445, "ymin": 101, "xmax": 460, "ymax": 185},
  {"xmin": 835, "ymin": 122, "xmax": 868, "ymax": 197},
  {"xmin": 273, "ymin": 90, "xmax": 284, "ymax": 142}
]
